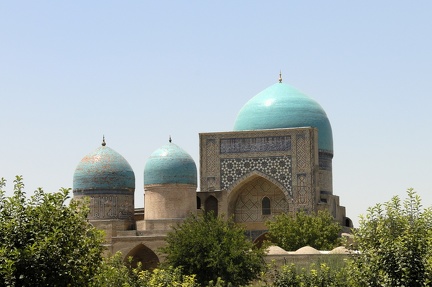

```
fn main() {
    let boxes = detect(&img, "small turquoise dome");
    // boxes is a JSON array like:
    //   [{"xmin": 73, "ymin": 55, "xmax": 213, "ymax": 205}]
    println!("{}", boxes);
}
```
[
  {"xmin": 73, "ymin": 142, "xmax": 135, "ymax": 191},
  {"xmin": 144, "ymin": 141, "xmax": 197, "ymax": 186},
  {"xmin": 233, "ymin": 82, "xmax": 333, "ymax": 152}
]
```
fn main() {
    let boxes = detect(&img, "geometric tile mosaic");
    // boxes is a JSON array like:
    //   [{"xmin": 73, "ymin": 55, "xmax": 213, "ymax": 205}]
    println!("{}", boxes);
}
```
[
  {"xmin": 220, "ymin": 156, "xmax": 291, "ymax": 193},
  {"xmin": 296, "ymin": 134, "xmax": 307, "ymax": 169}
]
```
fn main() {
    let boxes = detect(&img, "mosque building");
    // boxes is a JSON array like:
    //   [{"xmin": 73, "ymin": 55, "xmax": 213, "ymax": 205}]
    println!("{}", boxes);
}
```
[{"xmin": 73, "ymin": 74, "xmax": 352, "ymax": 269}]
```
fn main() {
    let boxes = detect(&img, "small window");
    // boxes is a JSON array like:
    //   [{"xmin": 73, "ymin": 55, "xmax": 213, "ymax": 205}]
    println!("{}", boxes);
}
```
[{"xmin": 262, "ymin": 197, "xmax": 271, "ymax": 215}]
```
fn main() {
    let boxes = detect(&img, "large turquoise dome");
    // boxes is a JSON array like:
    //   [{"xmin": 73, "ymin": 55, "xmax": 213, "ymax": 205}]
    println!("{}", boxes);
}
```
[
  {"xmin": 144, "ymin": 141, "xmax": 197, "ymax": 186},
  {"xmin": 73, "ymin": 142, "xmax": 135, "ymax": 191},
  {"xmin": 233, "ymin": 82, "xmax": 333, "ymax": 152}
]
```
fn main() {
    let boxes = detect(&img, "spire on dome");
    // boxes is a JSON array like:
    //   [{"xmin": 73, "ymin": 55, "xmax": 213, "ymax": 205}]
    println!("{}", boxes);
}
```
[
  {"xmin": 102, "ymin": 135, "xmax": 106, "ymax": 146},
  {"xmin": 278, "ymin": 71, "xmax": 283, "ymax": 83},
  {"xmin": 169, "ymin": 135, "xmax": 172, "ymax": 143}
]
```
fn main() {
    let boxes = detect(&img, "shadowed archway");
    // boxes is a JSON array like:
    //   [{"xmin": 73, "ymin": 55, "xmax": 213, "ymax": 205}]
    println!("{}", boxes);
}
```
[
  {"xmin": 253, "ymin": 232, "xmax": 269, "ymax": 248},
  {"xmin": 204, "ymin": 195, "xmax": 218, "ymax": 216},
  {"xmin": 124, "ymin": 244, "xmax": 159, "ymax": 270}
]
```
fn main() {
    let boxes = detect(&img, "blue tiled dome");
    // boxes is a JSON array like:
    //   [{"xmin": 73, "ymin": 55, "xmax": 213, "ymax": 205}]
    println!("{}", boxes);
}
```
[
  {"xmin": 233, "ymin": 82, "xmax": 333, "ymax": 152},
  {"xmin": 144, "ymin": 141, "xmax": 197, "ymax": 186},
  {"xmin": 73, "ymin": 143, "xmax": 135, "ymax": 192}
]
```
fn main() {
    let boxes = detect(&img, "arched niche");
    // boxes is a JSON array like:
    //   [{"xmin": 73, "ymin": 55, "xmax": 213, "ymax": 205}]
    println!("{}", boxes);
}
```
[
  {"xmin": 344, "ymin": 217, "xmax": 353, "ymax": 228},
  {"xmin": 228, "ymin": 175, "xmax": 288, "ymax": 228},
  {"xmin": 204, "ymin": 195, "xmax": 218, "ymax": 216},
  {"xmin": 124, "ymin": 244, "xmax": 159, "ymax": 270}
]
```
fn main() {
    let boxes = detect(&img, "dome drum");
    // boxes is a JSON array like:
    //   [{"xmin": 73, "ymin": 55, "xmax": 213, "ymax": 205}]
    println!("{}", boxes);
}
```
[{"xmin": 144, "ymin": 183, "xmax": 196, "ymax": 221}]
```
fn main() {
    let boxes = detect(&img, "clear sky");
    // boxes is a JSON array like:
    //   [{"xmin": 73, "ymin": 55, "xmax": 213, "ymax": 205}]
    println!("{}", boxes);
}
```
[{"xmin": 1, "ymin": 1, "xmax": 431, "ymax": 226}]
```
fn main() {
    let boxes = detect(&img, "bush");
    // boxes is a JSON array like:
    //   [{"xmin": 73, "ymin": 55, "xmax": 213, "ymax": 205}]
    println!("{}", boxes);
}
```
[{"xmin": 91, "ymin": 252, "xmax": 199, "ymax": 287}]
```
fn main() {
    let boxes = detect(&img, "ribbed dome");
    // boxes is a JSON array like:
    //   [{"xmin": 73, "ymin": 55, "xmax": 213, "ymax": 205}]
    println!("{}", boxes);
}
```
[
  {"xmin": 144, "ymin": 141, "xmax": 197, "ymax": 186},
  {"xmin": 73, "ymin": 143, "xmax": 135, "ymax": 191},
  {"xmin": 233, "ymin": 82, "xmax": 333, "ymax": 152}
]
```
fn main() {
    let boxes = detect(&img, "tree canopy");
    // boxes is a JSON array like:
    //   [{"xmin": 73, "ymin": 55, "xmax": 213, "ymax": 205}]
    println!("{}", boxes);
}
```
[
  {"xmin": 160, "ymin": 212, "xmax": 266, "ymax": 286},
  {"xmin": 348, "ymin": 188, "xmax": 432, "ymax": 286},
  {"xmin": 0, "ymin": 176, "xmax": 104, "ymax": 287},
  {"xmin": 266, "ymin": 209, "xmax": 342, "ymax": 251}
]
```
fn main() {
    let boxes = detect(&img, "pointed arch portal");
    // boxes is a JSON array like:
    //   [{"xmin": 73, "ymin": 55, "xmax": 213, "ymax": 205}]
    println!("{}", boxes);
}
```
[
  {"xmin": 230, "ymin": 176, "xmax": 288, "ymax": 224},
  {"xmin": 124, "ymin": 244, "xmax": 159, "ymax": 270}
]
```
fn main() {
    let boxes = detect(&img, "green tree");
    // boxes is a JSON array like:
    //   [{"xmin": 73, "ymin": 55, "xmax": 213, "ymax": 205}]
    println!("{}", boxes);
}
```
[
  {"xmin": 0, "ymin": 176, "xmax": 104, "ymax": 287},
  {"xmin": 266, "ymin": 210, "xmax": 342, "ymax": 251},
  {"xmin": 347, "ymin": 189, "xmax": 432, "ymax": 287},
  {"xmin": 160, "ymin": 212, "xmax": 266, "ymax": 286}
]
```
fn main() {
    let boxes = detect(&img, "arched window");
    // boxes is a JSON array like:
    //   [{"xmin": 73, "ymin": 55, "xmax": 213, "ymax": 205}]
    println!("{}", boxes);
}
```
[{"xmin": 262, "ymin": 197, "xmax": 271, "ymax": 215}]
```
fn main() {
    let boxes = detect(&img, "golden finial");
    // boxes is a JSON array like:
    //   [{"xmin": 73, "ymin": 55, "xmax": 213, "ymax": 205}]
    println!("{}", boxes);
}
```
[
  {"xmin": 102, "ymin": 135, "xmax": 106, "ymax": 146},
  {"xmin": 169, "ymin": 135, "xmax": 172, "ymax": 143},
  {"xmin": 278, "ymin": 71, "xmax": 282, "ymax": 83}
]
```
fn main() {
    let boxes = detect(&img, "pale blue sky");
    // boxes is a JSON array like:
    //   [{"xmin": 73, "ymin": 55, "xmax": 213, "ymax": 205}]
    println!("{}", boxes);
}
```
[{"xmin": 1, "ymin": 1, "xmax": 431, "ymax": 226}]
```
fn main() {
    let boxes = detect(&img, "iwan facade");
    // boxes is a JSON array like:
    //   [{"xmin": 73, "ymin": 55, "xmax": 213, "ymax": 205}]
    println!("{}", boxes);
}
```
[{"xmin": 73, "ymin": 75, "xmax": 352, "ymax": 269}]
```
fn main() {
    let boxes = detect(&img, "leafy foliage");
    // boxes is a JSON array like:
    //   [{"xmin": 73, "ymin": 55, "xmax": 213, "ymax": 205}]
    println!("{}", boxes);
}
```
[
  {"xmin": 91, "ymin": 253, "xmax": 199, "ymax": 287},
  {"xmin": 348, "ymin": 189, "xmax": 432, "ymax": 286},
  {"xmin": 137, "ymin": 267, "xmax": 198, "ymax": 287},
  {"xmin": 89, "ymin": 252, "xmax": 139, "ymax": 287},
  {"xmin": 266, "ymin": 210, "xmax": 342, "ymax": 251},
  {"xmin": 0, "ymin": 176, "xmax": 104, "ymax": 287},
  {"xmin": 161, "ymin": 212, "xmax": 266, "ymax": 286},
  {"xmin": 272, "ymin": 263, "xmax": 348, "ymax": 287}
]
